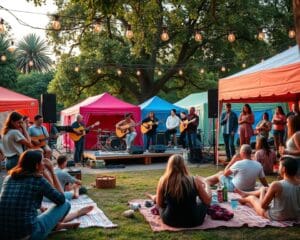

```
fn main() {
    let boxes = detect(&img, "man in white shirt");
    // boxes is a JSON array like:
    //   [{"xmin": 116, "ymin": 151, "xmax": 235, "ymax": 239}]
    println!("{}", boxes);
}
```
[
  {"xmin": 206, "ymin": 144, "xmax": 269, "ymax": 191},
  {"xmin": 165, "ymin": 109, "xmax": 180, "ymax": 147}
]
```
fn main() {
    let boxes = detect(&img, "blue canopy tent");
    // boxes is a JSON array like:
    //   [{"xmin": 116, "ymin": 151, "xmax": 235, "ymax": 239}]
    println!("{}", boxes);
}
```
[{"xmin": 139, "ymin": 96, "xmax": 187, "ymax": 132}]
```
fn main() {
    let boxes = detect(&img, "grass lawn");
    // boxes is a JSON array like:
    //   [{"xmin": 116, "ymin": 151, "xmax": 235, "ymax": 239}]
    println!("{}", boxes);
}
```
[{"xmin": 49, "ymin": 164, "xmax": 300, "ymax": 240}]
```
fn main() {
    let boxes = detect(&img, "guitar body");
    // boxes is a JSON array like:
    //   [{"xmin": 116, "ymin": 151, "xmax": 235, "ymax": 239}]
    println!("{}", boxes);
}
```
[
  {"xmin": 140, "ymin": 121, "xmax": 159, "ymax": 134},
  {"xmin": 179, "ymin": 120, "xmax": 189, "ymax": 133},
  {"xmin": 31, "ymin": 136, "xmax": 48, "ymax": 148},
  {"xmin": 69, "ymin": 126, "xmax": 85, "ymax": 142},
  {"xmin": 115, "ymin": 127, "xmax": 129, "ymax": 138}
]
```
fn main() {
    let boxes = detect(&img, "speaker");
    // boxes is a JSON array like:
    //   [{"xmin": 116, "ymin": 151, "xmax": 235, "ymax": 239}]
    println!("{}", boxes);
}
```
[
  {"xmin": 149, "ymin": 145, "xmax": 166, "ymax": 153},
  {"xmin": 208, "ymin": 89, "xmax": 218, "ymax": 118},
  {"xmin": 188, "ymin": 148, "xmax": 203, "ymax": 163},
  {"xmin": 156, "ymin": 132, "xmax": 166, "ymax": 145},
  {"xmin": 41, "ymin": 94, "xmax": 57, "ymax": 123},
  {"xmin": 129, "ymin": 145, "xmax": 144, "ymax": 154}
]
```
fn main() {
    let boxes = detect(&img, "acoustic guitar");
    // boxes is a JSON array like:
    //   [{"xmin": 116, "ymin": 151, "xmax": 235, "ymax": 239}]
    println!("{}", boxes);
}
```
[
  {"xmin": 140, "ymin": 121, "xmax": 159, "ymax": 134},
  {"xmin": 179, "ymin": 118, "xmax": 197, "ymax": 133},
  {"xmin": 115, "ymin": 121, "xmax": 141, "ymax": 138},
  {"xmin": 31, "ymin": 135, "xmax": 50, "ymax": 149},
  {"xmin": 69, "ymin": 121, "xmax": 100, "ymax": 142}
]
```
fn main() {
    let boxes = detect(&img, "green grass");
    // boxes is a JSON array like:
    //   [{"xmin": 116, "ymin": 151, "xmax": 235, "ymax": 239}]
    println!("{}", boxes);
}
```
[{"xmin": 48, "ymin": 165, "xmax": 300, "ymax": 240}]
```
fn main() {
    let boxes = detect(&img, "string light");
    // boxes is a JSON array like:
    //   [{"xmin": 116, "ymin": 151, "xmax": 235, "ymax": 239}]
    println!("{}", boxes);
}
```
[
  {"xmin": 288, "ymin": 29, "xmax": 296, "ymax": 39},
  {"xmin": 194, "ymin": 30, "xmax": 202, "ymax": 42},
  {"xmin": 161, "ymin": 27, "xmax": 169, "ymax": 41},
  {"xmin": 94, "ymin": 19, "xmax": 102, "ymax": 33},
  {"xmin": 52, "ymin": 15, "xmax": 61, "ymax": 30},
  {"xmin": 28, "ymin": 60, "xmax": 34, "ymax": 67},
  {"xmin": 157, "ymin": 70, "xmax": 162, "ymax": 76},
  {"xmin": 74, "ymin": 66, "xmax": 80, "ymax": 72},
  {"xmin": 227, "ymin": 32, "xmax": 236, "ymax": 43},
  {"xmin": 136, "ymin": 70, "xmax": 141, "ymax": 76},
  {"xmin": 242, "ymin": 63, "xmax": 246, "ymax": 68},
  {"xmin": 1, "ymin": 55, "xmax": 7, "ymax": 62},
  {"xmin": 117, "ymin": 69, "xmax": 122, "ymax": 76},
  {"xmin": 0, "ymin": 18, "xmax": 5, "ymax": 33},
  {"xmin": 221, "ymin": 66, "xmax": 226, "ymax": 72},
  {"xmin": 97, "ymin": 68, "xmax": 102, "ymax": 74},
  {"xmin": 200, "ymin": 68, "xmax": 205, "ymax": 74},
  {"xmin": 8, "ymin": 41, "xmax": 16, "ymax": 53},
  {"xmin": 125, "ymin": 24, "xmax": 133, "ymax": 39},
  {"xmin": 178, "ymin": 69, "xmax": 183, "ymax": 75},
  {"xmin": 257, "ymin": 30, "xmax": 265, "ymax": 41}
]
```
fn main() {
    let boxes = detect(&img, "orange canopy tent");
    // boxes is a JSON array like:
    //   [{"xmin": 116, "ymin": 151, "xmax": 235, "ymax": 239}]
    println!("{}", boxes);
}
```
[{"xmin": 0, "ymin": 87, "xmax": 39, "ymax": 120}]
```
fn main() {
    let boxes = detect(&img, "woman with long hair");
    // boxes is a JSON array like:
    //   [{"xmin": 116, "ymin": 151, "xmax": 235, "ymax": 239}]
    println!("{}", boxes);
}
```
[
  {"xmin": 238, "ymin": 104, "xmax": 255, "ymax": 145},
  {"xmin": 254, "ymin": 137, "xmax": 276, "ymax": 174},
  {"xmin": 0, "ymin": 150, "xmax": 70, "ymax": 240},
  {"xmin": 147, "ymin": 154, "xmax": 211, "ymax": 227},
  {"xmin": 1, "ymin": 111, "xmax": 32, "ymax": 170},
  {"xmin": 272, "ymin": 106, "xmax": 286, "ymax": 155}
]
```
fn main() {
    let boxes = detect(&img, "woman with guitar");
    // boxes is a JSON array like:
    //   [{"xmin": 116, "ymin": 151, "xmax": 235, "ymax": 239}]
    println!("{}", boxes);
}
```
[
  {"xmin": 141, "ymin": 112, "xmax": 159, "ymax": 150},
  {"xmin": 179, "ymin": 112, "xmax": 188, "ymax": 149},
  {"xmin": 187, "ymin": 107, "xmax": 199, "ymax": 149},
  {"xmin": 115, "ymin": 113, "xmax": 137, "ymax": 151}
]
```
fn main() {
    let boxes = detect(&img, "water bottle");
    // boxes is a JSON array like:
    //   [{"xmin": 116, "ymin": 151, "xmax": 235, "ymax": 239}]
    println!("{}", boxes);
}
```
[{"xmin": 212, "ymin": 192, "xmax": 218, "ymax": 204}]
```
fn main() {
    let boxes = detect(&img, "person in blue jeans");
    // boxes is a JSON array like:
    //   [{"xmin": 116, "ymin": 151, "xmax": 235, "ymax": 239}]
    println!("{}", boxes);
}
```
[
  {"xmin": 187, "ymin": 107, "xmax": 199, "ymax": 149},
  {"xmin": 71, "ymin": 114, "xmax": 86, "ymax": 164},
  {"xmin": 220, "ymin": 103, "xmax": 238, "ymax": 161},
  {"xmin": 0, "ymin": 150, "xmax": 71, "ymax": 240}
]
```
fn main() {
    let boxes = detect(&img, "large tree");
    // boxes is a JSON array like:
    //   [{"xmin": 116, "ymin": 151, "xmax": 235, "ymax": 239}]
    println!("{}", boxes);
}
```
[{"xmin": 37, "ymin": 0, "xmax": 294, "ymax": 105}]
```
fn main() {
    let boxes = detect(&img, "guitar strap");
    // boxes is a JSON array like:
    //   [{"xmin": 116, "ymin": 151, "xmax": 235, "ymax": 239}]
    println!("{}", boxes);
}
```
[{"xmin": 41, "ymin": 126, "xmax": 46, "ymax": 138}]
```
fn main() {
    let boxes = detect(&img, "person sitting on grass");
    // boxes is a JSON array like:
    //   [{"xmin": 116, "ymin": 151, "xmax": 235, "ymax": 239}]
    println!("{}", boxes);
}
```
[
  {"xmin": 236, "ymin": 156, "xmax": 300, "ymax": 221},
  {"xmin": 146, "ymin": 154, "xmax": 211, "ymax": 228},
  {"xmin": 54, "ymin": 155, "xmax": 82, "ymax": 199},
  {"xmin": 206, "ymin": 144, "xmax": 269, "ymax": 192}
]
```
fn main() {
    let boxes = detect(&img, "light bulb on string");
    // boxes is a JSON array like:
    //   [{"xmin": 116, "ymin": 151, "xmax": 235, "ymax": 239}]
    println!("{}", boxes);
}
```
[
  {"xmin": 194, "ymin": 30, "xmax": 202, "ymax": 42},
  {"xmin": 227, "ymin": 32, "xmax": 236, "ymax": 43},
  {"xmin": 52, "ymin": 15, "xmax": 61, "ymax": 30},
  {"xmin": 125, "ymin": 24, "xmax": 133, "ymax": 39},
  {"xmin": 161, "ymin": 27, "xmax": 169, "ymax": 41},
  {"xmin": 200, "ymin": 68, "xmax": 205, "ymax": 74},
  {"xmin": 242, "ymin": 63, "xmax": 246, "ymax": 68},
  {"xmin": 221, "ymin": 66, "xmax": 226, "ymax": 72},
  {"xmin": 117, "ymin": 69, "xmax": 122, "ymax": 76},
  {"xmin": 94, "ymin": 19, "xmax": 102, "ymax": 33},
  {"xmin": 136, "ymin": 70, "xmax": 141, "ymax": 76},
  {"xmin": 8, "ymin": 41, "xmax": 16, "ymax": 53},
  {"xmin": 97, "ymin": 68, "xmax": 102, "ymax": 74},
  {"xmin": 1, "ymin": 55, "xmax": 7, "ymax": 62},
  {"xmin": 28, "ymin": 60, "xmax": 34, "ymax": 67},
  {"xmin": 157, "ymin": 70, "xmax": 162, "ymax": 76},
  {"xmin": 257, "ymin": 30, "xmax": 265, "ymax": 41},
  {"xmin": 178, "ymin": 69, "xmax": 183, "ymax": 76},
  {"xmin": 288, "ymin": 29, "xmax": 296, "ymax": 39},
  {"xmin": 0, "ymin": 18, "xmax": 5, "ymax": 33},
  {"xmin": 74, "ymin": 66, "xmax": 80, "ymax": 72}
]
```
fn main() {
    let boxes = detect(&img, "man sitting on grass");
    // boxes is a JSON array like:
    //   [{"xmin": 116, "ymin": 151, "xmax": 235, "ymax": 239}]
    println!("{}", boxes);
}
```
[
  {"xmin": 206, "ymin": 144, "xmax": 268, "ymax": 191},
  {"xmin": 236, "ymin": 156, "xmax": 300, "ymax": 221},
  {"xmin": 54, "ymin": 155, "xmax": 82, "ymax": 199}
]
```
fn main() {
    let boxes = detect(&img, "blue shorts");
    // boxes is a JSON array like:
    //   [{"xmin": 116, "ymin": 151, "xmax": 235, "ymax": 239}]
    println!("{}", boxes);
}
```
[
  {"xmin": 220, "ymin": 175, "xmax": 235, "ymax": 192},
  {"xmin": 273, "ymin": 129, "xmax": 285, "ymax": 137}
]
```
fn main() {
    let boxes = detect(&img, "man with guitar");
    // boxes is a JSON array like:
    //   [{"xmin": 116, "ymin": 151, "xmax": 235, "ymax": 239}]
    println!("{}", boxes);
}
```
[
  {"xmin": 179, "ymin": 112, "xmax": 188, "ymax": 149},
  {"xmin": 186, "ymin": 107, "xmax": 199, "ymax": 149},
  {"xmin": 28, "ymin": 114, "xmax": 51, "ymax": 158},
  {"xmin": 115, "ymin": 113, "xmax": 137, "ymax": 151},
  {"xmin": 141, "ymin": 112, "xmax": 159, "ymax": 150}
]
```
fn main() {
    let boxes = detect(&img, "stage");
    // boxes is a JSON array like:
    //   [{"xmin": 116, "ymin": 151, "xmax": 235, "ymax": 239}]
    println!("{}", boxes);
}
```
[{"xmin": 84, "ymin": 149, "xmax": 184, "ymax": 165}]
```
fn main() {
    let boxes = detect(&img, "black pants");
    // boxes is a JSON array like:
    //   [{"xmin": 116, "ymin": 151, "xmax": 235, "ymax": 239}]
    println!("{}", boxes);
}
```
[
  {"xmin": 179, "ymin": 131, "xmax": 187, "ymax": 148},
  {"xmin": 145, "ymin": 133, "xmax": 156, "ymax": 149},
  {"xmin": 165, "ymin": 129, "xmax": 177, "ymax": 145},
  {"xmin": 74, "ymin": 138, "xmax": 84, "ymax": 163},
  {"xmin": 223, "ymin": 133, "xmax": 235, "ymax": 161}
]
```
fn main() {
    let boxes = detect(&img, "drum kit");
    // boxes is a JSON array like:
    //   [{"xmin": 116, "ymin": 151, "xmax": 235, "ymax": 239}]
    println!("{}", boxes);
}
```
[{"xmin": 91, "ymin": 129, "xmax": 126, "ymax": 151}]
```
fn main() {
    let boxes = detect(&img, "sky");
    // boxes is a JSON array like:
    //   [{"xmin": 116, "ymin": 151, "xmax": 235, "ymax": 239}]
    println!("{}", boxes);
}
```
[{"xmin": 0, "ymin": 0, "xmax": 57, "ymax": 42}]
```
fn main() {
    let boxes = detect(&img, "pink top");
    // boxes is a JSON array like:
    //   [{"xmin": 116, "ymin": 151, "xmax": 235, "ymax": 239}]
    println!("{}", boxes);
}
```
[
  {"xmin": 272, "ymin": 114, "xmax": 286, "ymax": 131},
  {"xmin": 254, "ymin": 149, "xmax": 276, "ymax": 174},
  {"xmin": 239, "ymin": 113, "xmax": 254, "ymax": 125}
]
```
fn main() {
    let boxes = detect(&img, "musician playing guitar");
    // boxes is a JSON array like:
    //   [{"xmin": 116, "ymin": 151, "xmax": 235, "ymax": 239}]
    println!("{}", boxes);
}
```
[
  {"xmin": 179, "ymin": 112, "xmax": 188, "ymax": 149},
  {"xmin": 187, "ymin": 107, "xmax": 199, "ymax": 149},
  {"xmin": 28, "ymin": 115, "xmax": 51, "ymax": 158},
  {"xmin": 142, "ymin": 112, "xmax": 159, "ymax": 150},
  {"xmin": 115, "ymin": 113, "xmax": 137, "ymax": 151}
]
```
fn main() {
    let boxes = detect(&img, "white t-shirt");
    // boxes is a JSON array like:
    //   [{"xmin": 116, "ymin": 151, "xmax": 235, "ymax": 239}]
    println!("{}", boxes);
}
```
[
  {"xmin": 2, "ymin": 129, "xmax": 26, "ymax": 157},
  {"xmin": 166, "ymin": 115, "xmax": 180, "ymax": 129},
  {"xmin": 230, "ymin": 159, "xmax": 265, "ymax": 191}
]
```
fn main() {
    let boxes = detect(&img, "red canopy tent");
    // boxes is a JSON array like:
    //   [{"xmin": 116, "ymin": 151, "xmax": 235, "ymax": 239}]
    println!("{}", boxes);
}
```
[
  {"xmin": 61, "ymin": 92, "xmax": 142, "ymax": 150},
  {"xmin": 0, "ymin": 87, "xmax": 39, "ymax": 121}
]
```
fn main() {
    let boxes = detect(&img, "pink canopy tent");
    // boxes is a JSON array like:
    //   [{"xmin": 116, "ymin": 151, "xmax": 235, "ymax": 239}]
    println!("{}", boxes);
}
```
[{"xmin": 61, "ymin": 92, "xmax": 142, "ymax": 150}]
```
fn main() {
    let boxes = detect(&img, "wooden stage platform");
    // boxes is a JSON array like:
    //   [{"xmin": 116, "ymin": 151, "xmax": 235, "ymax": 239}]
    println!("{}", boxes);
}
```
[{"xmin": 84, "ymin": 149, "xmax": 183, "ymax": 165}]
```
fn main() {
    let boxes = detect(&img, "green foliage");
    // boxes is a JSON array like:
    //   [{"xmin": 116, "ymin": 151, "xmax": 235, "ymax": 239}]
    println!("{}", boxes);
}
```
[
  {"xmin": 16, "ymin": 33, "xmax": 52, "ymax": 73},
  {"xmin": 0, "ymin": 34, "xmax": 18, "ymax": 89},
  {"xmin": 15, "ymin": 71, "xmax": 54, "ymax": 100}
]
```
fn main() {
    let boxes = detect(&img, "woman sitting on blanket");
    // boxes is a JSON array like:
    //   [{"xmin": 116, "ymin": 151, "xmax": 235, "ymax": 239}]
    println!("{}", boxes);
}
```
[
  {"xmin": 236, "ymin": 156, "xmax": 300, "ymax": 221},
  {"xmin": 146, "ymin": 154, "xmax": 211, "ymax": 228}
]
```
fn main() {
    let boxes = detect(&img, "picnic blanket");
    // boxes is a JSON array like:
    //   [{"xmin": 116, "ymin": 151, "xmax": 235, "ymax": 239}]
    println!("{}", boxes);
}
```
[
  {"xmin": 130, "ymin": 193, "xmax": 299, "ymax": 232},
  {"xmin": 42, "ymin": 195, "xmax": 117, "ymax": 228}
]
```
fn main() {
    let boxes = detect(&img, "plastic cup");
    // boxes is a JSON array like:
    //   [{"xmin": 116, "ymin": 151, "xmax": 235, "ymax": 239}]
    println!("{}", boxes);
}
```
[{"xmin": 230, "ymin": 199, "xmax": 238, "ymax": 210}]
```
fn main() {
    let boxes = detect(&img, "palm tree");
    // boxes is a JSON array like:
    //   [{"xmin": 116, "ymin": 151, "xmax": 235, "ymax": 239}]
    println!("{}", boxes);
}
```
[{"xmin": 16, "ymin": 33, "xmax": 52, "ymax": 73}]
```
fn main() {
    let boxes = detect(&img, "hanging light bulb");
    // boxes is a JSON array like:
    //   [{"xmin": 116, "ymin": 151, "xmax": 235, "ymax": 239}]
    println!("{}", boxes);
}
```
[
  {"xmin": 97, "ymin": 68, "xmax": 102, "ymax": 74},
  {"xmin": 8, "ymin": 41, "xmax": 16, "ymax": 53},
  {"xmin": 1, "ymin": 55, "xmax": 7, "ymax": 62},
  {"xmin": 157, "ymin": 70, "xmax": 162, "ymax": 76},
  {"xmin": 227, "ymin": 32, "xmax": 236, "ymax": 43},
  {"xmin": 242, "ymin": 63, "xmax": 246, "ymax": 68},
  {"xmin": 136, "ymin": 70, "xmax": 141, "ymax": 76},
  {"xmin": 52, "ymin": 15, "xmax": 61, "ymax": 30},
  {"xmin": 117, "ymin": 69, "xmax": 122, "ymax": 76},
  {"xmin": 0, "ymin": 18, "xmax": 5, "ymax": 33},
  {"xmin": 161, "ymin": 27, "xmax": 169, "ymax": 41},
  {"xmin": 178, "ymin": 69, "xmax": 183, "ymax": 75},
  {"xmin": 288, "ymin": 29, "xmax": 296, "ymax": 39},
  {"xmin": 94, "ymin": 18, "xmax": 102, "ymax": 33},
  {"xmin": 200, "ymin": 68, "xmax": 205, "ymax": 74},
  {"xmin": 74, "ymin": 66, "xmax": 80, "ymax": 72},
  {"xmin": 194, "ymin": 30, "xmax": 202, "ymax": 42},
  {"xmin": 257, "ymin": 30, "xmax": 265, "ymax": 41},
  {"xmin": 221, "ymin": 66, "xmax": 226, "ymax": 72},
  {"xmin": 125, "ymin": 24, "xmax": 134, "ymax": 39},
  {"xmin": 28, "ymin": 60, "xmax": 34, "ymax": 67}
]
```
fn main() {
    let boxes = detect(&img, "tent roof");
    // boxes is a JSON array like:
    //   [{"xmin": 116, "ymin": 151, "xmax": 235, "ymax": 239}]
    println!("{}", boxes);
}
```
[
  {"xmin": 219, "ymin": 45, "xmax": 300, "ymax": 103},
  {"xmin": 61, "ymin": 92, "xmax": 139, "ymax": 115},
  {"xmin": 174, "ymin": 92, "xmax": 208, "ymax": 108},
  {"xmin": 139, "ymin": 96, "xmax": 185, "ymax": 112},
  {"xmin": 0, "ymin": 87, "xmax": 37, "ymax": 102}
]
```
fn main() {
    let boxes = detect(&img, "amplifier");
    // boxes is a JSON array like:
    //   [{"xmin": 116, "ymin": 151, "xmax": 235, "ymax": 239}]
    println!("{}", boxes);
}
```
[
  {"xmin": 149, "ymin": 145, "xmax": 166, "ymax": 153},
  {"xmin": 129, "ymin": 145, "xmax": 144, "ymax": 154}
]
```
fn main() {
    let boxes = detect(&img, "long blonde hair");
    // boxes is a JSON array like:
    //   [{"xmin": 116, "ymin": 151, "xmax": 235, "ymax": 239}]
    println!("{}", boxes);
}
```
[{"xmin": 160, "ymin": 154, "xmax": 193, "ymax": 201}]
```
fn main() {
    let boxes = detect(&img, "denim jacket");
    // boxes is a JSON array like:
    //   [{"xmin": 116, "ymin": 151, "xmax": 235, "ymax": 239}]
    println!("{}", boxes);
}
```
[{"xmin": 220, "ymin": 111, "xmax": 238, "ymax": 134}]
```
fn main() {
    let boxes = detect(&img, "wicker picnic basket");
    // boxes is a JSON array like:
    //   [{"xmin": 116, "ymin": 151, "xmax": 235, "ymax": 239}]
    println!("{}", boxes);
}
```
[{"xmin": 96, "ymin": 175, "xmax": 116, "ymax": 189}]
